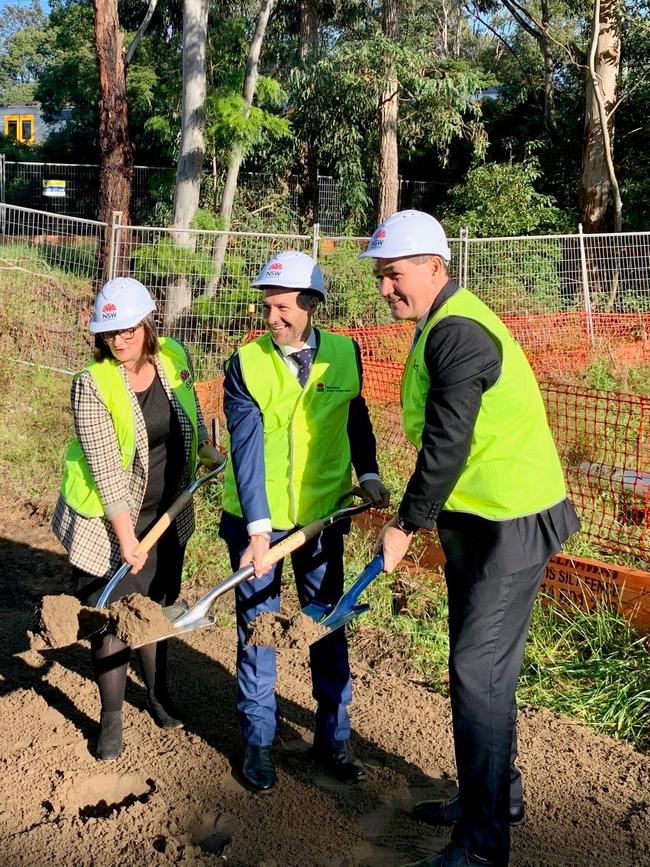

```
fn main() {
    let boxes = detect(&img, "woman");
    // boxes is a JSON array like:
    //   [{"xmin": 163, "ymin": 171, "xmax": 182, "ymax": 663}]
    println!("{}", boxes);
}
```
[{"xmin": 52, "ymin": 277, "xmax": 222, "ymax": 761}]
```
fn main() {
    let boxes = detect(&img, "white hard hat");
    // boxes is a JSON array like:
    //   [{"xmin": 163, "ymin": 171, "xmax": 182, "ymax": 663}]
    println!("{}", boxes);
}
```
[
  {"xmin": 89, "ymin": 277, "xmax": 156, "ymax": 334},
  {"xmin": 252, "ymin": 251, "xmax": 327, "ymax": 299},
  {"xmin": 359, "ymin": 209, "xmax": 451, "ymax": 262}
]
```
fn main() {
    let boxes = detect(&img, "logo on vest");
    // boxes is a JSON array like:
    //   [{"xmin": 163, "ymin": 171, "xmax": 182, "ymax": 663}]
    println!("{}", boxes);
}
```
[
  {"xmin": 180, "ymin": 368, "xmax": 193, "ymax": 389},
  {"xmin": 315, "ymin": 382, "xmax": 351, "ymax": 394},
  {"xmin": 101, "ymin": 302, "xmax": 117, "ymax": 320}
]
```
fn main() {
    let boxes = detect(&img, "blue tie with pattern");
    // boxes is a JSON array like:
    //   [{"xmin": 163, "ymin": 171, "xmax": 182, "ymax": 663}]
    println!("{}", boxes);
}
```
[{"xmin": 292, "ymin": 348, "xmax": 314, "ymax": 387}]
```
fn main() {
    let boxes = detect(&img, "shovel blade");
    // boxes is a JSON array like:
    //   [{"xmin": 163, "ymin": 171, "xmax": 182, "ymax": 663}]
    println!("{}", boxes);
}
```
[
  {"xmin": 130, "ymin": 613, "xmax": 216, "ymax": 649},
  {"xmin": 320, "ymin": 603, "xmax": 370, "ymax": 632},
  {"xmin": 300, "ymin": 600, "xmax": 332, "ymax": 623}
]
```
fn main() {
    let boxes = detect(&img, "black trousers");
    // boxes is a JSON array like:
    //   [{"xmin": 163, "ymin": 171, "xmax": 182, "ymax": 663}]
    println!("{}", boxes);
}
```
[{"xmin": 446, "ymin": 556, "xmax": 548, "ymax": 865}]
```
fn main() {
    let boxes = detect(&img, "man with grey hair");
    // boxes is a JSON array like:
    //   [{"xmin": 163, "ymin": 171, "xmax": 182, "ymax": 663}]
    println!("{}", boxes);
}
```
[{"xmin": 361, "ymin": 210, "xmax": 579, "ymax": 867}]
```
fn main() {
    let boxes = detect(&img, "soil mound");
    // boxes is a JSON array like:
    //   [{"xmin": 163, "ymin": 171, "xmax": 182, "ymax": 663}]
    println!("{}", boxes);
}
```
[
  {"xmin": 2, "ymin": 497, "xmax": 650, "ymax": 866},
  {"xmin": 247, "ymin": 611, "xmax": 330, "ymax": 648}
]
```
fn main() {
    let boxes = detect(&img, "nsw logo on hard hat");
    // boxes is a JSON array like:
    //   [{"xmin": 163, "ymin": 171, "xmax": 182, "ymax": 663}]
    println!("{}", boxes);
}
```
[
  {"xmin": 370, "ymin": 228, "xmax": 387, "ymax": 248},
  {"xmin": 101, "ymin": 302, "xmax": 117, "ymax": 320},
  {"xmin": 266, "ymin": 262, "xmax": 283, "ymax": 277}
]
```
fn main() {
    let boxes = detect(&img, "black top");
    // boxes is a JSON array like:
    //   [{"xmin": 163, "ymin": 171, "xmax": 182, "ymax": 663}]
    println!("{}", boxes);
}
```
[
  {"xmin": 135, "ymin": 372, "xmax": 184, "ymax": 526},
  {"xmin": 398, "ymin": 280, "xmax": 580, "ymax": 574}
]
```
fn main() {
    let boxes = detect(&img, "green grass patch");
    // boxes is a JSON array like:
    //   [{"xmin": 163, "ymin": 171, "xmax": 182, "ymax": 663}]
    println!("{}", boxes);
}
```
[
  {"xmin": 0, "ymin": 364, "xmax": 71, "ymax": 516},
  {"xmin": 344, "ymin": 527, "xmax": 650, "ymax": 753}
]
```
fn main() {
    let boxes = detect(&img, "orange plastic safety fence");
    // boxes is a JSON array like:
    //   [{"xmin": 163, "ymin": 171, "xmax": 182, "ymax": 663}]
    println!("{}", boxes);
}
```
[{"xmin": 197, "ymin": 322, "xmax": 649, "ymax": 564}]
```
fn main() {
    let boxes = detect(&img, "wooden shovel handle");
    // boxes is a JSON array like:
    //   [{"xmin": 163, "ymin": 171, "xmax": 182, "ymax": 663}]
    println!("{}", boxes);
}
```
[
  {"xmin": 133, "ymin": 490, "xmax": 195, "ymax": 556},
  {"xmin": 259, "ymin": 518, "xmax": 327, "ymax": 567}
]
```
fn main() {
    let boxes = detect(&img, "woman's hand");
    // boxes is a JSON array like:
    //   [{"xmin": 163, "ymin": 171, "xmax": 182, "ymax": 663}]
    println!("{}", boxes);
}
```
[{"xmin": 111, "ymin": 512, "xmax": 148, "ymax": 574}]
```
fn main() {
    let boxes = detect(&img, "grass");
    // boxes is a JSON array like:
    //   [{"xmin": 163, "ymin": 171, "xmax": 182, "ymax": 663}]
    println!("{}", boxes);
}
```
[
  {"xmin": 0, "ymin": 364, "xmax": 72, "ymax": 517},
  {"xmin": 582, "ymin": 354, "xmax": 650, "ymax": 396},
  {"xmin": 0, "ymin": 360, "xmax": 648, "ymax": 755},
  {"xmin": 343, "ymin": 526, "xmax": 650, "ymax": 753}
]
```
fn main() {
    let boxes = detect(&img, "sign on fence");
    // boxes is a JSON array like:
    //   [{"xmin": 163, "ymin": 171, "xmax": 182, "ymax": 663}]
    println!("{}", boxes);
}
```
[{"xmin": 42, "ymin": 179, "xmax": 66, "ymax": 198}]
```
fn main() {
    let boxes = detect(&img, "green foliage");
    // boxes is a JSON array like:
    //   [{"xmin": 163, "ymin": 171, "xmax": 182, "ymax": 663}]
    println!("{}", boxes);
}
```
[
  {"xmin": 583, "ymin": 356, "xmax": 650, "ymax": 397},
  {"xmin": 208, "ymin": 74, "xmax": 291, "ymax": 168},
  {"xmin": 131, "ymin": 237, "xmax": 215, "ymax": 289},
  {"xmin": 0, "ymin": 364, "xmax": 71, "ymax": 517},
  {"xmin": 0, "ymin": 0, "xmax": 50, "ymax": 104},
  {"xmin": 318, "ymin": 242, "xmax": 392, "ymax": 327},
  {"xmin": 521, "ymin": 593, "xmax": 650, "ymax": 750},
  {"xmin": 444, "ymin": 154, "xmax": 572, "ymax": 237}
]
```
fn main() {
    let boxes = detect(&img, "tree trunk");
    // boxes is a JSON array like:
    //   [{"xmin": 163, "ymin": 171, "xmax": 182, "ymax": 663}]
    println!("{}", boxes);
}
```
[
  {"xmin": 377, "ymin": 0, "xmax": 400, "ymax": 224},
  {"xmin": 579, "ymin": 0, "xmax": 622, "ymax": 233},
  {"xmin": 92, "ymin": 0, "xmax": 132, "ymax": 278},
  {"xmin": 297, "ymin": 0, "xmax": 319, "ymax": 231},
  {"xmin": 167, "ymin": 0, "xmax": 209, "ymax": 327},
  {"xmin": 540, "ymin": 0, "xmax": 556, "ymax": 133},
  {"xmin": 208, "ymin": 0, "xmax": 274, "ymax": 293},
  {"xmin": 173, "ymin": 0, "xmax": 208, "ymax": 241}
]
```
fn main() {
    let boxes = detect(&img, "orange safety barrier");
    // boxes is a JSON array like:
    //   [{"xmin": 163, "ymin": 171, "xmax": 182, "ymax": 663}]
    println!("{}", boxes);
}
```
[{"xmin": 197, "ymin": 319, "xmax": 649, "ymax": 565}]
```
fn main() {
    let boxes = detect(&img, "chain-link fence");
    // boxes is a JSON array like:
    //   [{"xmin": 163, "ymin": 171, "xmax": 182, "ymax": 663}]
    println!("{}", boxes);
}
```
[
  {"xmin": 0, "ymin": 158, "xmax": 448, "ymax": 234},
  {"xmin": 2, "ymin": 202, "xmax": 649, "ymax": 376},
  {"xmin": 1, "ymin": 202, "xmax": 649, "ymax": 560}
]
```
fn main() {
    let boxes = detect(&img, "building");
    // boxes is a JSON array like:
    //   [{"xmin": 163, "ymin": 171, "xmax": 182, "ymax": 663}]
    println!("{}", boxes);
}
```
[{"xmin": 1, "ymin": 103, "xmax": 72, "ymax": 146}]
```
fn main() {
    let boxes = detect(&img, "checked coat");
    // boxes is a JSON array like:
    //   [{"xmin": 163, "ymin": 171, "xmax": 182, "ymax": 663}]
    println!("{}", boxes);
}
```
[{"xmin": 51, "ymin": 349, "xmax": 209, "ymax": 578}]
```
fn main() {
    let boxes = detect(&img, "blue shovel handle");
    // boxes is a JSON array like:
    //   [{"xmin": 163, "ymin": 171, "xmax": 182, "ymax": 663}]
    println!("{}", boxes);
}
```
[{"xmin": 320, "ymin": 554, "xmax": 384, "ymax": 627}]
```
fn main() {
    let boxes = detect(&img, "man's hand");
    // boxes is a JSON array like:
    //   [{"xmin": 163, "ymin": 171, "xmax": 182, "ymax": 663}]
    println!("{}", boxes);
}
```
[
  {"xmin": 360, "ymin": 478, "xmax": 391, "ymax": 508},
  {"xmin": 198, "ymin": 442, "xmax": 225, "ymax": 469},
  {"xmin": 240, "ymin": 533, "xmax": 271, "ymax": 578},
  {"xmin": 374, "ymin": 516, "xmax": 412, "ymax": 572}
]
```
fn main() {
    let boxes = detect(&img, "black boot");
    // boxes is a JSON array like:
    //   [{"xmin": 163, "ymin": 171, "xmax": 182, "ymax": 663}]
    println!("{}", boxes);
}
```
[
  {"xmin": 147, "ymin": 691, "xmax": 183, "ymax": 729},
  {"xmin": 136, "ymin": 641, "xmax": 183, "ymax": 729},
  {"xmin": 96, "ymin": 710, "xmax": 123, "ymax": 761},
  {"xmin": 413, "ymin": 794, "xmax": 525, "ymax": 828}
]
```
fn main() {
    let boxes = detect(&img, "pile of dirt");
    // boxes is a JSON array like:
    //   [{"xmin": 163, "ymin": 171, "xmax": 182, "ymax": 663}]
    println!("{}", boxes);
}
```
[
  {"xmin": 1, "ymin": 496, "xmax": 650, "ymax": 867},
  {"xmin": 36, "ymin": 593, "xmax": 172, "ymax": 649},
  {"xmin": 37, "ymin": 594, "xmax": 110, "ymax": 647},
  {"xmin": 247, "ymin": 611, "xmax": 330, "ymax": 649},
  {"xmin": 111, "ymin": 593, "xmax": 175, "ymax": 647}
]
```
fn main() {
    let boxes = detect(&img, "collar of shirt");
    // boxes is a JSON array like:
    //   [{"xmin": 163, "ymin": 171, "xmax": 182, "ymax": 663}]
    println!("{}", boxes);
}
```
[
  {"xmin": 276, "ymin": 327, "xmax": 317, "ymax": 356},
  {"xmin": 423, "ymin": 279, "xmax": 460, "ymax": 325}
]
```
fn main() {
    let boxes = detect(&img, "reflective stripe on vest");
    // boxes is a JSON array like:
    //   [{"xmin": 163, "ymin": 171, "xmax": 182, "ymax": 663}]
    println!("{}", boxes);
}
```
[
  {"xmin": 60, "ymin": 337, "xmax": 198, "ymax": 518},
  {"xmin": 401, "ymin": 288, "xmax": 566, "ymax": 520},
  {"xmin": 222, "ymin": 331, "xmax": 360, "ymax": 528}
]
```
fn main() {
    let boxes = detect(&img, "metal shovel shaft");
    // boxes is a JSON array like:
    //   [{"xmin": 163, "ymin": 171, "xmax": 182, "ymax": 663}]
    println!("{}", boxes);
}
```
[
  {"xmin": 95, "ymin": 456, "xmax": 227, "ymax": 610},
  {"xmin": 168, "ymin": 493, "xmax": 374, "ymax": 633}
]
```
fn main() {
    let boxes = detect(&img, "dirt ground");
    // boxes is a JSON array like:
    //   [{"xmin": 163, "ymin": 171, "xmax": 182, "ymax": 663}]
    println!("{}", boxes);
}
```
[{"xmin": 1, "ymin": 498, "xmax": 650, "ymax": 867}]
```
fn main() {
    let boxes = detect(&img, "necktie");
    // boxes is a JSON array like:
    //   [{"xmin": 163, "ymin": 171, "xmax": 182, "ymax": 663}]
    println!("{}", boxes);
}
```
[{"xmin": 291, "ymin": 348, "xmax": 314, "ymax": 387}]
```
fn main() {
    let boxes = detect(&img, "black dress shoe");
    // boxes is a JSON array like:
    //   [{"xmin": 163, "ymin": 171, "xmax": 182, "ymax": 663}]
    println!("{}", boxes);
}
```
[
  {"xmin": 413, "ymin": 794, "xmax": 525, "ymax": 827},
  {"xmin": 401, "ymin": 843, "xmax": 506, "ymax": 867},
  {"xmin": 242, "ymin": 745, "xmax": 277, "ymax": 792},
  {"xmin": 312, "ymin": 738, "xmax": 366, "ymax": 782}
]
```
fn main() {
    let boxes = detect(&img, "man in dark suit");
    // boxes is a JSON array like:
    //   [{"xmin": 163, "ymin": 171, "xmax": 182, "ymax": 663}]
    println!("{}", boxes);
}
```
[
  {"xmin": 362, "ymin": 211, "xmax": 579, "ymax": 867},
  {"xmin": 219, "ymin": 250, "xmax": 389, "ymax": 792}
]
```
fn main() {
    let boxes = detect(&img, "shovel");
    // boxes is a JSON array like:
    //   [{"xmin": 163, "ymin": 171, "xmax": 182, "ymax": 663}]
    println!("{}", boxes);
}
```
[
  {"xmin": 300, "ymin": 553, "xmax": 385, "ymax": 637},
  {"xmin": 131, "ymin": 490, "xmax": 374, "ymax": 646},
  {"xmin": 95, "ymin": 452, "xmax": 228, "ymax": 609}
]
